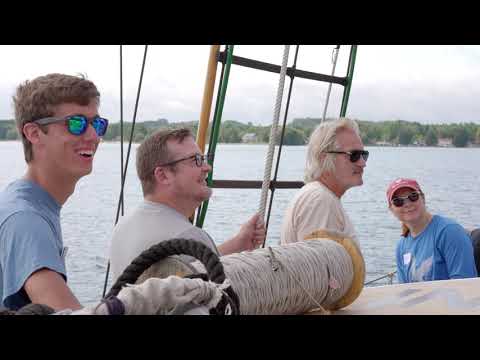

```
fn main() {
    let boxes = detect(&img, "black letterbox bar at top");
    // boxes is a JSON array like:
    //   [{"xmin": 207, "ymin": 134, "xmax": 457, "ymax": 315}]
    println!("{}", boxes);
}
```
[
  {"xmin": 211, "ymin": 180, "xmax": 304, "ymax": 190},
  {"xmin": 217, "ymin": 51, "xmax": 347, "ymax": 86}
]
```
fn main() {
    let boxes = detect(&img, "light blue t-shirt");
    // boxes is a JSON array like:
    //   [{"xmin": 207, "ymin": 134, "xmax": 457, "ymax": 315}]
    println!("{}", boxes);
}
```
[
  {"xmin": 396, "ymin": 215, "xmax": 478, "ymax": 283},
  {"xmin": 0, "ymin": 179, "xmax": 66, "ymax": 310}
]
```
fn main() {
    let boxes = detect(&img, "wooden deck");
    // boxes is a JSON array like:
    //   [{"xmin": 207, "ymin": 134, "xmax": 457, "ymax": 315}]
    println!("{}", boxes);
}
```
[{"xmin": 323, "ymin": 277, "xmax": 480, "ymax": 315}]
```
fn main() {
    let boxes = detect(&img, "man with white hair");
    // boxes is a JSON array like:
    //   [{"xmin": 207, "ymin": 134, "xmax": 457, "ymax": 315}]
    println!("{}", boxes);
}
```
[{"xmin": 280, "ymin": 118, "xmax": 368, "ymax": 245}]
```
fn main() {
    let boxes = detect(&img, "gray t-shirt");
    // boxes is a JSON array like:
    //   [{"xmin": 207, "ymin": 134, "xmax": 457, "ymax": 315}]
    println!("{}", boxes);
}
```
[
  {"xmin": 109, "ymin": 200, "xmax": 219, "ymax": 282},
  {"xmin": 0, "ymin": 179, "xmax": 66, "ymax": 310}
]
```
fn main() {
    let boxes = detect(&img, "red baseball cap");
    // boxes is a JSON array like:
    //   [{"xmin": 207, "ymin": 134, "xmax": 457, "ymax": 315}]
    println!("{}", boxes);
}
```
[{"xmin": 386, "ymin": 178, "xmax": 422, "ymax": 206}]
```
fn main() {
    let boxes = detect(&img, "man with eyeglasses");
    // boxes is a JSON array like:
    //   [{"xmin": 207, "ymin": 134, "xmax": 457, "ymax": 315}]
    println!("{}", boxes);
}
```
[
  {"xmin": 108, "ymin": 128, "xmax": 266, "ymax": 282},
  {"xmin": 0, "ymin": 73, "xmax": 107, "ymax": 311},
  {"xmin": 281, "ymin": 118, "xmax": 367, "ymax": 246}
]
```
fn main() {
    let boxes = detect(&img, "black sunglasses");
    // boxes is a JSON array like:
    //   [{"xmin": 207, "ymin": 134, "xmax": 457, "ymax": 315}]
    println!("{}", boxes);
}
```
[
  {"xmin": 392, "ymin": 191, "xmax": 421, "ymax": 207},
  {"xmin": 160, "ymin": 153, "xmax": 213, "ymax": 168},
  {"xmin": 326, "ymin": 149, "xmax": 369, "ymax": 163}
]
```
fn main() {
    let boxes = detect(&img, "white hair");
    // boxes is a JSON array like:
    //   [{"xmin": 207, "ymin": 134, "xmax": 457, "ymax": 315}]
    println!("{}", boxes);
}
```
[{"xmin": 304, "ymin": 118, "xmax": 360, "ymax": 183}]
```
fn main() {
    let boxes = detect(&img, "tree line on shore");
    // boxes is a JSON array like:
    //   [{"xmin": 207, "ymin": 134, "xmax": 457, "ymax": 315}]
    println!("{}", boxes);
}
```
[{"xmin": 1, "ymin": 117, "xmax": 480, "ymax": 147}]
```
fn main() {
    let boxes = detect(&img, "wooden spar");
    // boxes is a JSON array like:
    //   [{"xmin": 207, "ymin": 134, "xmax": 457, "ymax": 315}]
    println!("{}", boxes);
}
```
[{"xmin": 196, "ymin": 45, "xmax": 220, "ymax": 153}]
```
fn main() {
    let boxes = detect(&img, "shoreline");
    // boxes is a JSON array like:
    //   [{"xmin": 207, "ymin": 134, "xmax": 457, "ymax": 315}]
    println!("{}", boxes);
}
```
[{"xmin": 1, "ymin": 139, "xmax": 479, "ymax": 148}]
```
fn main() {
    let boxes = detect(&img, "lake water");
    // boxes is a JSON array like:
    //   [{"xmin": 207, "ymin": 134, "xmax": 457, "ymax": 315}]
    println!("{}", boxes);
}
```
[{"xmin": 1, "ymin": 141, "xmax": 479, "ymax": 306}]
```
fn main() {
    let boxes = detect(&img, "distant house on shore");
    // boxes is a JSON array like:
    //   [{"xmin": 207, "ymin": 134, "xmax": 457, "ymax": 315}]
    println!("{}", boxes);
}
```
[
  {"xmin": 375, "ymin": 140, "xmax": 393, "ymax": 146},
  {"xmin": 242, "ymin": 133, "xmax": 257, "ymax": 143},
  {"xmin": 438, "ymin": 138, "xmax": 453, "ymax": 147}
]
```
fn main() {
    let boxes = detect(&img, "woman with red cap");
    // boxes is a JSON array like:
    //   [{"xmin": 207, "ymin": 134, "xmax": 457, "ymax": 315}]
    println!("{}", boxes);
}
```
[{"xmin": 387, "ymin": 178, "xmax": 477, "ymax": 283}]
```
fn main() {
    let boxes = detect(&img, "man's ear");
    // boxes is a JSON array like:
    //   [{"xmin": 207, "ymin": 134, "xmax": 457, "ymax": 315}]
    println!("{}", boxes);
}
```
[
  {"xmin": 153, "ymin": 166, "xmax": 171, "ymax": 185},
  {"xmin": 22, "ymin": 123, "xmax": 42, "ymax": 144}
]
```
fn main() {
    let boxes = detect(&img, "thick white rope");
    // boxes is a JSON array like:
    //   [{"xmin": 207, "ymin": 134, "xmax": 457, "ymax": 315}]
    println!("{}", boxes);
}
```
[
  {"xmin": 321, "ymin": 45, "xmax": 340, "ymax": 123},
  {"xmin": 221, "ymin": 239, "xmax": 354, "ymax": 315},
  {"xmin": 258, "ymin": 45, "xmax": 290, "ymax": 222}
]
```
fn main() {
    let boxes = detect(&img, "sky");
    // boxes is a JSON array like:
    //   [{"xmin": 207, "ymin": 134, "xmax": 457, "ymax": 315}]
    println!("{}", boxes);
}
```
[{"xmin": 1, "ymin": 45, "xmax": 480, "ymax": 125}]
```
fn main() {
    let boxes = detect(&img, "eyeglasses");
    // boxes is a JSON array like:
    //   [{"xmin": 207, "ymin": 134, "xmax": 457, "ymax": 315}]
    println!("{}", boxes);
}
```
[
  {"xmin": 391, "ymin": 191, "xmax": 421, "ymax": 207},
  {"xmin": 326, "ymin": 150, "xmax": 369, "ymax": 163},
  {"xmin": 33, "ymin": 114, "xmax": 109, "ymax": 137},
  {"xmin": 160, "ymin": 153, "xmax": 213, "ymax": 168}
]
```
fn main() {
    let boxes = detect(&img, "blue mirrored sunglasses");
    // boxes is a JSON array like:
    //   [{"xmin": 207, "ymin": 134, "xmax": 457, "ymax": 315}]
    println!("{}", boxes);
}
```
[{"xmin": 34, "ymin": 114, "xmax": 109, "ymax": 137}]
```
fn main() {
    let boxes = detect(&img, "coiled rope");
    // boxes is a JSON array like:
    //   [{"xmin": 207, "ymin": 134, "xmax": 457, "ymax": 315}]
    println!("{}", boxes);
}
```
[
  {"xmin": 258, "ymin": 45, "xmax": 290, "ymax": 222},
  {"xmin": 106, "ymin": 238, "xmax": 240, "ymax": 315},
  {"xmin": 223, "ymin": 241, "xmax": 353, "ymax": 314},
  {"xmin": 134, "ymin": 230, "xmax": 365, "ymax": 315},
  {"xmin": 222, "ymin": 235, "xmax": 363, "ymax": 314},
  {"xmin": 0, "ymin": 303, "xmax": 55, "ymax": 316}
]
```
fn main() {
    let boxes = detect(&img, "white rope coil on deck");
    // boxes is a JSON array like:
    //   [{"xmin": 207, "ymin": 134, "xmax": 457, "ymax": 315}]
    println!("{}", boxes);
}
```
[
  {"xmin": 221, "ymin": 239, "xmax": 354, "ymax": 315},
  {"xmin": 108, "ymin": 231, "xmax": 365, "ymax": 315}
]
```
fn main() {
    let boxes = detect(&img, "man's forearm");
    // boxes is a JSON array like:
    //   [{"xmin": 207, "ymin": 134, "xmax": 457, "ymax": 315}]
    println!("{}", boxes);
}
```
[
  {"xmin": 217, "ymin": 236, "xmax": 241, "ymax": 256},
  {"xmin": 24, "ymin": 268, "xmax": 82, "ymax": 311}
]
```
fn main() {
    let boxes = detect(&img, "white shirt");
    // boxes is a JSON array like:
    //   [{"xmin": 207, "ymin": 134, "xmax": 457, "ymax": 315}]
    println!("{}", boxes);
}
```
[{"xmin": 280, "ymin": 181, "xmax": 358, "ymax": 245}]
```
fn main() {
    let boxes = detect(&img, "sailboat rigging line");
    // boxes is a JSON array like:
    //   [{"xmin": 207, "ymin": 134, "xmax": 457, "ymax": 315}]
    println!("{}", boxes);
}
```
[
  {"xmin": 115, "ymin": 45, "xmax": 148, "ymax": 224},
  {"xmin": 263, "ymin": 45, "xmax": 300, "ymax": 245},
  {"xmin": 196, "ymin": 45, "xmax": 235, "ymax": 228},
  {"xmin": 364, "ymin": 270, "xmax": 397, "ymax": 286},
  {"xmin": 195, "ymin": 45, "xmax": 227, "ymax": 226},
  {"xmin": 258, "ymin": 45, "xmax": 290, "ymax": 225},
  {"xmin": 102, "ymin": 45, "xmax": 149, "ymax": 298},
  {"xmin": 321, "ymin": 45, "xmax": 340, "ymax": 123},
  {"xmin": 340, "ymin": 45, "xmax": 357, "ymax": 117},
  {"xmin": 120, "ymin": 45, "xmax": 125, "ymax": 216}
]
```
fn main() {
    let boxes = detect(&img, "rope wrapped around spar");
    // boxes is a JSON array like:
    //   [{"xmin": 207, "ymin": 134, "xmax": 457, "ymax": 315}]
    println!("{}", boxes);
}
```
[
  {"xmin": 224, "ymin": 229, "xmax": 364, "ymax": 314},
  {"xmin": 128, "ymin": 230, "xmax": 365, "ymax": 315}
]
